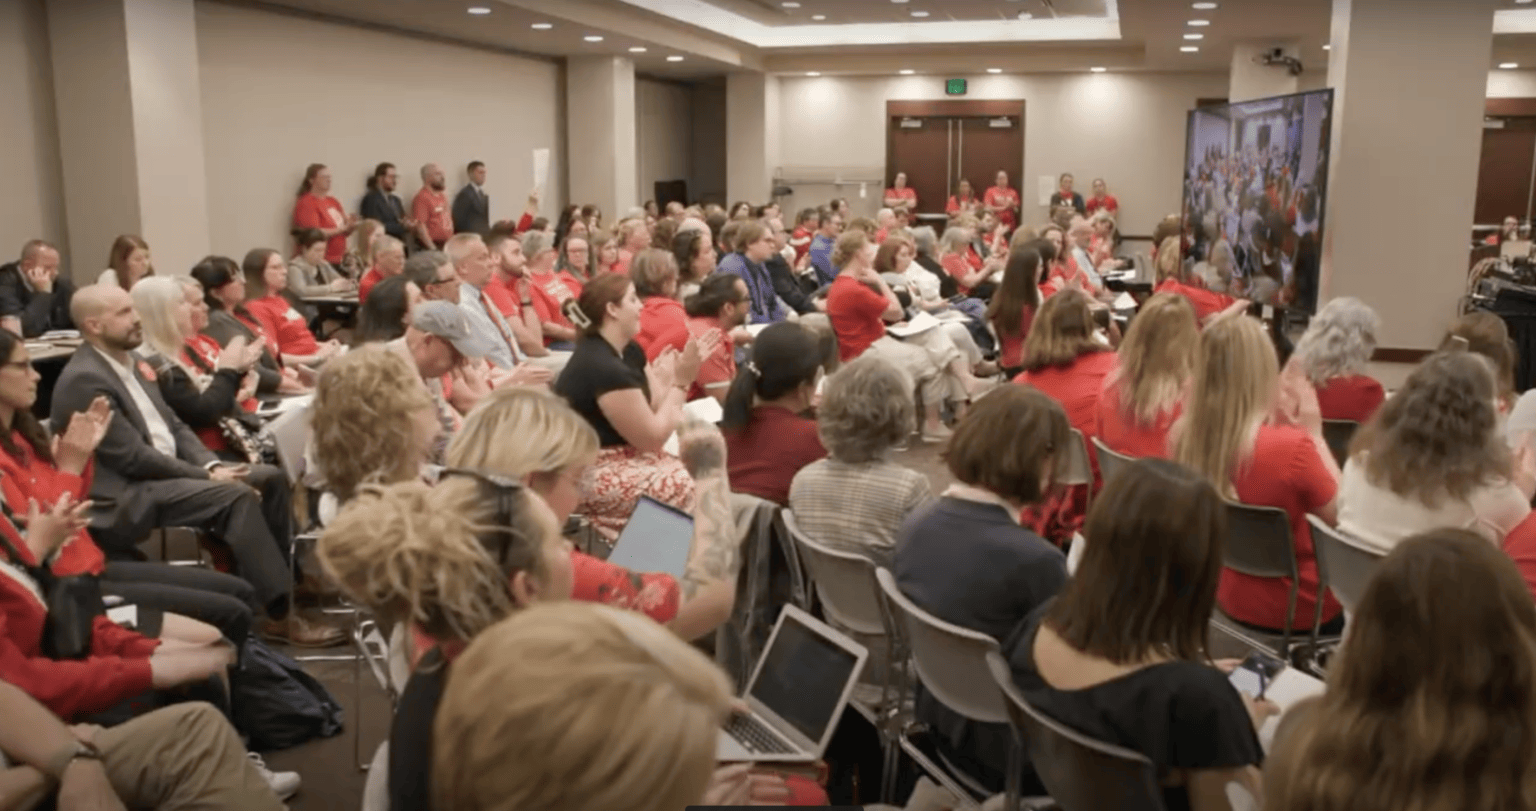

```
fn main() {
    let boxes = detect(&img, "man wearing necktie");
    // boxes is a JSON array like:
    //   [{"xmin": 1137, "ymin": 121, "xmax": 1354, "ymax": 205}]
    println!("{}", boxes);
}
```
[{"xmin": 452, "ymin": 160, "xmax": 491, "ymax": 236}]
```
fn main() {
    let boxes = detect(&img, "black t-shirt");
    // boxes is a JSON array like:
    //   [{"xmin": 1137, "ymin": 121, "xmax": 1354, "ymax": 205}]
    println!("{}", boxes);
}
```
[
  {"xmin": 553, "ymin": 336, "xmax": 651, "ymax": 448},
  {"xmin": 1006, "ymin": 606, "xmax": 1264, "ymax": 811},
  {"xmin": 390, "ymin": 647, "xmax": 448, "ymax": 811}
]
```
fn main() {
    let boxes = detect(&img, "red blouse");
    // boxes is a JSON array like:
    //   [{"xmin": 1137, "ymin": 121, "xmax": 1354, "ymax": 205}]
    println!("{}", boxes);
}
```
[
  {"xmin": 1218, "ymin": 425, "xmax": 1341, "ymax": 631},
  {"xmin": 636, "ymin": 296, "xmax": 689, "ymax": 361},
  {"xmin": 1014, "ymin": 351, "xmax": 1117, "ymax": 544},
  {"xmin": 1314, "ymin": 374, "xmax": 1386, "ymax": 423},
  {"xmin": 358, "ymin": 267, "xmax": 384, "ymax": 302},
  {"xmin": 1093, "ymin": 374, "xmax": 1181, "ymax": 460},
  {"xmin": 0, "ymin": 433, "xmax": 100, "ymax": 576},
  {"xmin": 1155, "ymin": 278, "xmax": 1237, "ymax": 324},
  {"xmin": 826, "ymin": 275, "xmax": 889, "ymax": 362},
  {"xmin": 1504, "ymin": 511, "xmax": 1536, "ymax": 604},
  {"xmin": 247, "ymin": 295, "xmax": 319, "ymax": 357},
  {"xmin": 724, "ymin": 407, "xmax": 827, "ymax": 506}
]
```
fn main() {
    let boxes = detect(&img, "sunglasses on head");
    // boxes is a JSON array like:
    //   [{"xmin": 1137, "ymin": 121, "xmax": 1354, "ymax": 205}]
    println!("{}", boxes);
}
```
[{"xmin": 440, "ymin": 467, "xmax": 526, "ymax": 566}]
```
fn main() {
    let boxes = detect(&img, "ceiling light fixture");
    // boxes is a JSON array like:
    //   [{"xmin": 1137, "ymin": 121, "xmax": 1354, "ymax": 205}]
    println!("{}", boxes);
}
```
[
  {"xmin": 1192, "ymin": 1, "xmax": 1218, "ymax": 8},
  {"xmin": 583, "ymin": 35, "xmax": 604, "ymax": 42},
  {"xmin": 467, "ymin": 6, "xmax": 491, "ymax": 14},
  {"xmin": 628, "ymin": 46, "xmax": 647, "ymax": 52},
  {"xmin": 1180, "ymin": 45, "xmax": 1200, "ymax": 52},
  {"xmin": 1188, "ymin": 19, "xmax": 1210, "ymax": 26},
  {"xmin": 806, "ymin": 71, "xmax": 821, "ymax": 76},
  {"xmin": 781, "ymin": 1, "xmax": 800, "ymax": 7},
  {"xmin": 667, "ymin": 55, "xmax": 685, "ymax": 62},
  {"xmin": 911, "ymin": 10, "xmax": 930, "ymax": 17},
  {"xmin": 986, "ymin": 68, "xmax": 1003, "ymax": 74},
  {"xmin": 1017, "ymin": 11, "xmax": 1033, "ymax": 19},
  {"xmin": 899, "ymin": 69, "xmax": 916, "ymax": 75},
  {"xmin": 530, "ymin": 22, "xmax": 553, "ymax": 30},
  {"xmin": 812, "ymin": 14, "xmax": 825, "ymax": 20},
  {"xmin": 1520, "ymin": 0, "xmax": 1534, "ymax": 5},
  {"xmin": 1502, "ymin": 62, "xmax": 1521, "ymax": 69},
  {"xmin": 1090, "ymin": 66, "xmax": 1107, "ymax": 72},
  {"xmin": 1322, "ymin": 44, "xmax": 1331, "ymax": 50},
  {"xmin": 891, "ymin": 0, "xmax": 909, "ymax": 4},
  {"xmin": 1184, "ymin": 33, "xmax": 1203, "ymax": 39}
]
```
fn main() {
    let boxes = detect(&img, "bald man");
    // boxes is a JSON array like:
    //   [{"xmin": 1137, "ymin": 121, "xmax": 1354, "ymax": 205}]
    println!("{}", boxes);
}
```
[
  {"xmin": 413, "ymin": 162, "xmax": 453, "ymax": 250},
  {"xmin": 51, "ymin": 285, "xmax": 342, "ymax": 647},
  {"xmin": 0, "ymin": 239, "xmax": 76, "ymax": 337}
]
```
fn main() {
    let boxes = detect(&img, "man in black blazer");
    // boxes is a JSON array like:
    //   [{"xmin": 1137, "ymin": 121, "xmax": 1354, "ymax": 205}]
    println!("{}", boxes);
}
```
[
  {"xmin": 51, "ymin": 285, "xmax": 341, "ymax": 646},
  {"xmin": 360, "ymin": 162, "xmax": 416, "ymax": 247},
  {"xmin": 0, "ymin": 239, "xmax": 76, "ymax": 337},
  {"xmin": 452, "ymin": 160, "xmax": 491, "ymax": 236}
]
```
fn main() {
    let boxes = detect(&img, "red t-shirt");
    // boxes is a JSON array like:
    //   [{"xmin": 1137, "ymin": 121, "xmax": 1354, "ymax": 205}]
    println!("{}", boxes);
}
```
[
  {"xmin": 725, "ymin": 406, "xmax": 827, "ymax": 506},
  {"xmin": 358, "ymin": 267, "xmax": 384, "ymax": 302},
  {"xmin": 247, "ymin": 295, "xmax": 319, "ymax": 356},
  {"xmin": 946, "ymin": 195, "xmax": 977, "ymax": 216},
  {"xmin": 292, "ymin": 193, "xmax": 349, "ymax": 264},
  {"xmin": 884, "ymin": 187, "xmax": 917, "ymax": 208},
  {"xmin": 995, "ymin": 304, "xmax": 1036, "ymax": 371},
  {"xmin": 1218, "ymin": 424, "xmax": 1341, "ymax": 631},
  {"xmin": 789, "ymin": 227, "xmax": 815, "ymax": 263},
  {"xmin": 637, "ymin": 296, "xmax": 688, "ymax": 360},
  {"xmin": 1314, "ymin": 374, "xmax": 1385, "ymax": 423},
  {"xmin": 1014, "ymin": 351, "xmax": 1116, "ymax": 545},
  {"xmin": 412, "ymin": 188, "xmax": 453, "ymax": 245},
  {"xmin": 528, "ymin": 271, "xmax": 584, "ymax": 344},
  {"xmin": 826, "ymin": 275, "xmax": 890, "ymax": 362},
  {"xmin": 1503, "ymin": 511, "xmax": 1536, "ymax": 604},
  {"xmin": 687, "ymin": 316, "xmax": 735, "ymax": 401},
  {"xmin": 984, "ymin": 185, "xmax": 1019, "ymax": 228},
  {"xmin": 1155, "ymin": 278, "xmax": 1237, "ymax": 324},
  {"xmin": 483, "ymin": 275, "xmax": 522, "ymax": 319},
  {"xmin": 1093, "ymin": 374, "xmax": 1181, "ymax": 459},
  {"xmin": 1085, "ymin": 194, "xmax": 1119, "ymax": 216},
  {"xmin": 940, "ymin": 253, "xmax": 975, "ymax": 296}
]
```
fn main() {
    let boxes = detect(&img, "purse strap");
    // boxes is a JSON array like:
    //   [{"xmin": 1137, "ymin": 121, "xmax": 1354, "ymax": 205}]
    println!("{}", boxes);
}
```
[{"xmin": 0, "ymin": 506, "xmax": 49, "ymax": 584}]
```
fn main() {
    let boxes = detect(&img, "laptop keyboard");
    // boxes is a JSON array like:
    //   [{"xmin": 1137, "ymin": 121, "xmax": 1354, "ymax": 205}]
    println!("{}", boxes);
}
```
[{"xmin": 725, "ymin": 713, "xmax": 795, "ymax": 755}]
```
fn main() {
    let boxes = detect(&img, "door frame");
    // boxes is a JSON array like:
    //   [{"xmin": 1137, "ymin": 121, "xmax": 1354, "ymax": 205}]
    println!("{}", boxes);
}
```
[{"xmin": 884, "ymin": 99, "xmax": 1027, "ymax": 205}]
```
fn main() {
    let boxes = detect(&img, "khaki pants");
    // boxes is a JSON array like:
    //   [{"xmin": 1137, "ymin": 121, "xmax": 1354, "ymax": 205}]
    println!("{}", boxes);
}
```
[{"xmin": 97, "ymin": 703, "xmax": 284, "ymax": 811}]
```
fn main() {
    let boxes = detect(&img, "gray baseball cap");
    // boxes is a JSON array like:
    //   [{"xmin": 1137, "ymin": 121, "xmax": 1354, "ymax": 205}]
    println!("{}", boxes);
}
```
[{"xmin": 411, "ymin": 301, "xmax": 496, "ymax": 359}]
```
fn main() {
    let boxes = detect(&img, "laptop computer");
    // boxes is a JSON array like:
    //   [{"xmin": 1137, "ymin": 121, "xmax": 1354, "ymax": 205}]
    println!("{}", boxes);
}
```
[
  {"xmin": 717, "ymin": 604, "xmax": 870, "ymax": 763},
  {"xmin": 605, "ymin": 495, "xmax": 695, "ymax": 579}
]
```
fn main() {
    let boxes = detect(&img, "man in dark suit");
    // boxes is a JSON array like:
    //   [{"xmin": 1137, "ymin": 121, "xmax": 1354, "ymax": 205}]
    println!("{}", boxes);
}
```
[
  {"xmin": 452, "ymin": 160, "xmax": 491, "ymax": 236},
  {"xmin": 0, "ymin": 239, "xmax": 76, "ymax": 337},
  {"xmin": 359, "ymin": 161, "xmax": 417, "ymax": 248},
  {"xmin": 51, "ymin": 285, "xmax": 342, "ymax": 646}
]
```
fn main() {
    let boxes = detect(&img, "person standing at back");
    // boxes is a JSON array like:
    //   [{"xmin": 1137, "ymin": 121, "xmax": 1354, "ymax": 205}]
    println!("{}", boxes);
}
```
[
  {"xmin": 413, "ymin": 163, "xmax": 454, "ymax": 250},
  {"xmin": 360, "ymin": 162, "xmax": 416, "ymax": 247},
  {"xmin": 1084, "ymin": 177, "xmax": 1118, "ymax": 216},
  {"xmin": 986, "ymin": 170, "xmax": 1022, "ymax": 231},
  {"xmin": 291, "ymin": 163, "xmax": 357, "ymax": 266},
  {"xmin": 452, "ymin": 160, "xmax": 491, "ymax": 236}
]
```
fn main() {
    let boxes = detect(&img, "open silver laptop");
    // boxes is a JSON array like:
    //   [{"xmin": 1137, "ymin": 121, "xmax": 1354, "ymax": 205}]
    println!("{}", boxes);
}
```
[{"xmin": 717, "ymin": 604, "xmax": 869, "ymax": 763}]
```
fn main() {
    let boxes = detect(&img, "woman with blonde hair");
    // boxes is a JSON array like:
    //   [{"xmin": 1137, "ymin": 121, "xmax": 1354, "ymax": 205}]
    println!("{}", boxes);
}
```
[
  {"xmin": 1339, "ymin": 351, "xmax": 1533, "ymax": 552},
  {"xmin": 1290, "ymin": 296, "xmax": 1384, "ymax": 422},
  {"xmin": 1172, "ymin": 315, "xmax": 1342, "ymax": 635},
  {"xmin": 99, "ymin": 234, "xmax": 154, "ymax": 291},
  {"xmin": 1094, "ymin": 292, "xmax": 1200, "ymax": 458},
  {"xmin": 339, "ymin": 218, "xmax": 384, "ymax": 279},
  {"xmin": 1153, "ymin": 237, "xmax": 1248, "ymax": 325},
  {"xmin": 937, "ymin": 223, "xmax": 1001, "ymax": 297},
  {"xmin": 310, "ymin": 344, "xmax": 441, "ymax": 502},
  {"xmin": 612, "ymin": 218, "xmax": 651, "ymax": 276},
  {"xmin": 1264, "ymin": 529, "xmax": 1536, "ymax": 811},
  {"xmin": 434, "ymin": 603, "xmax": 734, "ymax": 811}
]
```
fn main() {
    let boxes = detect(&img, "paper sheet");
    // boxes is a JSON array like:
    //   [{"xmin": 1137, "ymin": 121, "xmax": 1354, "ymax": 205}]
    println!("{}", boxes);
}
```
[
  {"xmin": 1112, "ymin": 292, "xmax": 1137, "ymax": 311},
  {"xmin": 1037, "ymin": 175, "xmax": 1057, "ymax": 206},
  {"xmin": 532, "ymin": 148, "xmax": 551, "ymax": 192},
  {"xmin": 1257, "ymin": 667, "xmax": 1325, "ymax": 751},
  {"xmin": 662, "ymin": 398, "xmax": 726, "ymax": 455},
  {"xmin": 886, "ymin": 311, "xmax": 942, "ymax": 338},
  {"xmin": 745, "ymin": 323, "xmax": 771, "ymax": 337}
]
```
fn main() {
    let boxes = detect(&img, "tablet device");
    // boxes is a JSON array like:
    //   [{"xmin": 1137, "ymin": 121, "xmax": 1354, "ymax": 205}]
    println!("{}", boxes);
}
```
[{"xmin": 606, "ymin": 496, "xmax": 695, "ymax": 579}]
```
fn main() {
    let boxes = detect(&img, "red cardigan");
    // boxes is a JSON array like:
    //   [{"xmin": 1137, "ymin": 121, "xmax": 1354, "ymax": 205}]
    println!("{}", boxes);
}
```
[
  {"xmin": 0, "ymin": 435, "xmax": 103, "ymax": 576},
  {"xmin": 0, "ymin": 516, "xmax": 159, "ymax": 721}
]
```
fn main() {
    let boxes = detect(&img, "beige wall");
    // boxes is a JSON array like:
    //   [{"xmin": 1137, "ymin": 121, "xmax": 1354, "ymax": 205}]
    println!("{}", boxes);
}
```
[
  {"xmin": 1488, "ymin": 69, "xmax": 1536, "ymax": 97},
  {"xmin": 0, "ymin": 0, "xmax": 66, "ymax": 268},
  {"xmin": 774, "ymin": 72, "xmax": 1231, "ymax": 236},
  {"xmin": 635, "ymin": 78, "xmax": 693, "ymax": 206},
  {"xmin": 196, "ymin": 1, "xmax": 562, "ymax": 259}
]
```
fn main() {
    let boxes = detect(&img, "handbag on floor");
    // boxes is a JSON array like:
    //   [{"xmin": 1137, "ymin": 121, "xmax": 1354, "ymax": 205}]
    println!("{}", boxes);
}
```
[{"xmin": 231, "ymin": 636, "xmax": 344, "ymax": 750}]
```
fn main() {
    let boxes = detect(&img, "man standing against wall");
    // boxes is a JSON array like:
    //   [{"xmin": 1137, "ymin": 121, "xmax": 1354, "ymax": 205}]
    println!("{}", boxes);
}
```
[
  {"xmin": 412, "ymin": 163, "xmax": 454, "ymax": 250},
  {"xmin": 360, "ymin": 162, "xmax": 417, "ymax": 248},
  {"xmin": 452, "ymin": 161, "xmax": 491, "ymax": 236}
]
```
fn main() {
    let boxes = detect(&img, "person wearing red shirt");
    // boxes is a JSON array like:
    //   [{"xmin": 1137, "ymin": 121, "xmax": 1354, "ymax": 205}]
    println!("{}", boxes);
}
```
[
  {"xmin": 946, "ymin": 178, "xmax": 980, "ymax": 218},
  {"xmin": 721, "ymin": 323, "xmax": 826, "ymax": 506},
  {"xmin": 1093, "ymin": 293, "xmax": 1198, "ymax": 459},
  {"xmin": 291, "ymin": 163, "xmax": 357, "ymax": 265},
  {"xmin": 612, "ymin": 218, "xmax": 652, "ymax": 277},
  {"xmin": 984, "ymin": 170, "xmax": 1021, "ymax": 231},
  {"xmin": 1172, "ymin": 315, "xmax": 1342, "ymax": 635},
  {"xmin": 883, "ymin": 171, "xmax": 918, "ymax": 216},
  {"xmin": 1289, "ymin": 296, "xmax": 1385, "ymax": 423},
  {"xmin": 483, "ymin": 230, "xmax": 550, "ymax": 360},
  {"xmin": 788, "ymin": 208, "xmax": 818, "ymax": 264},
  {"xmin": 987, "ymin": 245, "xmax": 1043, "ymax": 376},
  {"xmin": 938, "ymin": 226, "xmax": 1001, "ymax": 298},
  {"xmin": 1504, "ymin": 510, "xmax": 1536, "ymax": 603},
  {"xmin": 1153, "ymin": 236, "xmax": 1249, "ymax": 325},
  {"xmin": 680, "ymin": 274, "xmax": 750, "ymax": 402},
  {"xmin": 359, "ymin": 234, "xmax": 406, "ymax": 303},
  {"xmin": 242, "ymin": 248, "xmax": 342, "ymax": 369},
  {"xmin": 633, "ymin": 249, "xmax": 689, "ymax": 359},
  {"xmin": 1084, "ymin": 177, "xmax": 1119, "ymax": 217},
  {"xmin": 1013, "ymin": 289, "xmax": 1117, "ymax": 545},
  {"xmin": 412, "ymin": 163, "xmax": 454, "ymax": 249},
  {"xmin": 522, "ymin": 230, "xmax": 583, "ymax": 349}
]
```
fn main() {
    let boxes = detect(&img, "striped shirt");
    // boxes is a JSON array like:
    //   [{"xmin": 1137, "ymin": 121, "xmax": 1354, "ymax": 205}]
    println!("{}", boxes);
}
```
[{"xmin": 788, "ymin": 457, "xmax": 932, "ymax": 569}]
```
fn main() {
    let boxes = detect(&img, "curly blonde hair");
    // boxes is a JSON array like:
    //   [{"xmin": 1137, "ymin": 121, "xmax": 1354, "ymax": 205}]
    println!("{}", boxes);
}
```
[
  {"xmin": 434, "ymin": 602, "xmax": 731, "ymax": 811},
  {"xmin": 310, "ymin": 344, "xmax": 432, "ymax": 500}
]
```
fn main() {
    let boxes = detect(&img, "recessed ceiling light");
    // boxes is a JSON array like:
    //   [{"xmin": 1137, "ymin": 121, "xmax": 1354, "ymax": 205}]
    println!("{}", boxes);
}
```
[
  {"xmin": 891, "ymin": 0, "xmax": 909, "ymax": 4},
  {"xmin": 911, "ymin": 10, "xmax": 930, "ymax": 16},
  {"xmin": 1188, "ymin": 19, "xmax": 1210, "ymax": 26},
  {"xmin": 1184, "ymin": 33, "xmax": 1203, "ymax": 39},
  {"xmin": 1192, "ymin": 1, "xmax": 1218, "ymax": 7},
  {"xmin": 467, "ymin": 6, "xmax": 491, "ymax": 14},
  {"xmin": 1090, "ymin": 66, "xmax": 1107, "ymax": 73},
  {"xmin": 1520, "ymin": 1, "xmax": 1534, "ymax": 5},
  {"xmin": 899, "ymin": 69, "xmax": 915, "ymax": 75},
  {"xmin": 1322, "ymin": 44, "xmax": 1331, "ymax": 50},
  {"xmin": 628, "ymin": 46, "xmax": 647, "ymax": 52},
  {"xmin": 986, "ymin": 68, "xmax": 1003, "ymax": 74},
  {"xmin": 1502, "ymin": 62, "xmax": 1521, "ymax": 69},
  {"xmin": 530, "ymin": 22, "xmax": 553, "ymax": 30},
  {"xmin": 812, "ymin": 14, "xmax": 826, "ymax": 20},
  {"xmin": 583, "ymin": 35, "xmax": 604, "ymax": 42},
  {"xmin": 667, "ymin": 55, "xmax": 684, "ymax": 62},
  {"xmin": 806, "ymin": 71, "xmax": 821, "ymax": 76},
  {"xmin": 1180, "ymin": 46, "xmax": 1200, "ymax": 52},
  {"xmin": 1017, "ymin": 11, "xmax": 1033, "ymax": 18},
  {"xmin": 781, "ymin": 1, "xmax": 800, "ymax": 7}
]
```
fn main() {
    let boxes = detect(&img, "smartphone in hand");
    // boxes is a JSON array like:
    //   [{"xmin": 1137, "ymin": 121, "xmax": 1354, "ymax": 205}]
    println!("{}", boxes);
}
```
[{"xmin": 1229, "ymin": 650, "xmax": 1285, "ymax": 699}]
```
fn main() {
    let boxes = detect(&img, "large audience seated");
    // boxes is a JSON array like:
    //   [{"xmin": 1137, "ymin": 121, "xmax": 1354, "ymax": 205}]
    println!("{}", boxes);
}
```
[{"xmin": 15, "ymin": 162, "xmax": 1536, "ymax": 811}]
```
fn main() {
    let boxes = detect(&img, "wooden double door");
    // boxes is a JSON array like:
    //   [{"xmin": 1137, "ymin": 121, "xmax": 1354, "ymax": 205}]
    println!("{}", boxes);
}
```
[{"xmin": 886, "ymin": 100, "xmax": 1026, "ymax": 226}]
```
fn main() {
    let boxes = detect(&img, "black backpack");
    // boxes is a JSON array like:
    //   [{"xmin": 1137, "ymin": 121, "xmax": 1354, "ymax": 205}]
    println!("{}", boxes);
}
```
[{"xmin": 231, "ymin": 636, "xmax": 344, "ymax": 750}]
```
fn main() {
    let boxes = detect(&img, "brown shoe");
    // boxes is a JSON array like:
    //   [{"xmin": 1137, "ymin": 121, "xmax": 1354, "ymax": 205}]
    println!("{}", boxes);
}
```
[{"xmin": 261, "ymin": 614, "xmax": 348, "ymax": 648}]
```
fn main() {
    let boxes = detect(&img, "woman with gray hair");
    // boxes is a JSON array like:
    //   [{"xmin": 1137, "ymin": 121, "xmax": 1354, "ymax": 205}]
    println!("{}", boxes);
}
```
[
  {"xmin": 788, "ymin": 355, "xmax": 932, "ymax": 568},
  {"xmin": 1289, "ymin": 296, "xmax": 1385, "ymax": 422}
]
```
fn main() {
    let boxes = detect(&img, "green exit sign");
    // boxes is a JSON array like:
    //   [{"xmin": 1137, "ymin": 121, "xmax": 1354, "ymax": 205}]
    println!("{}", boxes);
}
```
[{"xmin": 946, "ymin": 78, "xmax": 968, "ymax": 96}]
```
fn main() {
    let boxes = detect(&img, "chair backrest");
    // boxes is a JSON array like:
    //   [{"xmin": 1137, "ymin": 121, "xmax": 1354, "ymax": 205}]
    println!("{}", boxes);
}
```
[
  {"xmin": 1059, "ymin": 429, "xmax": 1094, "ymax": 488},
  {"xmin": 783, "ymin": 512, "xmax": 885, "ymax": 637},
  {"xmin": 1090, "ymin": 436, "xmax": 1134, "ymax": 490},
  {"xmin": 267, "ymin": 401, "xmax": 313, "ymax": 484},
  {"xmin": 1321, "ymin": 420, "xmax": 1359, "ymax": 468},
  {"xmin": 875, "ymin": 567, "xmax": 1007, "ymax": 725},
  {"xmin": 1222, "ymin": 501, "xmax": 1299, "ymax": 582},
  {"xmin": 985, "ymin": 652, "xmax": 1165, "ymax": 811},
  {"xmin": 1307, "ymin": 515, "xmax": 1383, "ymax": 616}
]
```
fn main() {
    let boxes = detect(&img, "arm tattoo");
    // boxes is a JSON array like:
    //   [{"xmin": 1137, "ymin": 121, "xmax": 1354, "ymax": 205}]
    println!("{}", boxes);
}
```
[{"xmin": 680, "ymin": 471, "xmax": 740, "ymax": 601}]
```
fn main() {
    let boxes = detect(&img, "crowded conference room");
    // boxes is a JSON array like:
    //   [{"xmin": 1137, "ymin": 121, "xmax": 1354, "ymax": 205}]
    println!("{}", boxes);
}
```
[{"xmin": 4, "ymin": 0, "xmax": 1536, "ymax": 809}]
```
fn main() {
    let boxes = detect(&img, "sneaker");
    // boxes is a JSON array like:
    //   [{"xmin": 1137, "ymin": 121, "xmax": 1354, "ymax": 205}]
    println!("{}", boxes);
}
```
[
  {"xmin": 248, "ymin": 753, "xmax": 301, "ymax": 800},
  {"xmin": 260, "ymin": 614, "xmax": 348, "ymax": 648},
  {"xmin": 920, "ymin": 424, "xmax": 954, "ymax": 444}
]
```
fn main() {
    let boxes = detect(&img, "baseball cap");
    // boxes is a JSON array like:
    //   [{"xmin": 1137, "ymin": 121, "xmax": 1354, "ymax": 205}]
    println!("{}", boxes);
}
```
[{"xmin": 411, "ymin": 301, "xmax": 496, "ymax": 359}]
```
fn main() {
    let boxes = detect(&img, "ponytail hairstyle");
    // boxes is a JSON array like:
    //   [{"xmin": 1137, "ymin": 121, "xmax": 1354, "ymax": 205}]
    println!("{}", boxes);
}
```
[
  {"xmin": 562, "ymin": 272, "xmax": 633, "ymax": 338},
  {"xmin": 721, "ymin": 322, "xmax": 823, "ymax": 433},
  {"xmin": 298, "ymin": 163, "xmax": 326, "ymax": 197}
]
